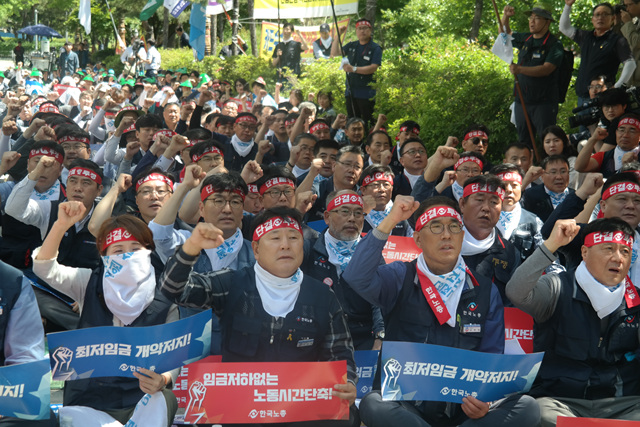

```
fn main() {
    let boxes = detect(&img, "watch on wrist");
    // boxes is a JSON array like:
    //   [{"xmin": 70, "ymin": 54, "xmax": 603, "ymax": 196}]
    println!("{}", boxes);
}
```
[
  {"xmin": 353, "ymin": 66, "xmax": 358, "ymax": 74},
  {"xmin": 375, "ymin": 331, "xmax": 385, "ymax": 340}
]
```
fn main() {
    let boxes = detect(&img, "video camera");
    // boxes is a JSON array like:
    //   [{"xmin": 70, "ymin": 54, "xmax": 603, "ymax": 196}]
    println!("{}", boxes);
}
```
[
  {"xmin": 568, "ymin": 98, "xmax": 601, "ymax": 129},
  {"xmin": 132, "ymin": 40, "xmax": 143, "ymax": 54}
]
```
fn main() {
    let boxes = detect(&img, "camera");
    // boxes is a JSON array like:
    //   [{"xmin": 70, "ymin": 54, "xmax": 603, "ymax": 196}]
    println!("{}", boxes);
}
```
[
  {"xmin": 614, "ymin": 4, "xmax": 627, "ymax": 14},
  {"xmin": 132, "ymin": 40, "xmax": 142, "ymax": 53},
  {"xmin": 568, "ymin": 98, "xmax": 601, "ymax": 129}
]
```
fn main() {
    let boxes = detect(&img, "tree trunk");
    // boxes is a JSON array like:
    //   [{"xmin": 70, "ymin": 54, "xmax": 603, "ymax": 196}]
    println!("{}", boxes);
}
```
[
  {"xmin": 248, "ymin": 0, "xmax": 257, "ymax": 56},
  {"xmin": 365, "ymin": 0, "xmax": 376, "ymax": 26},
  {"xmin": 231, "ymin": 0, "xmax": 239, "ymax": 55},
  {"xmin": 212, "ymin": 13, "xmax": 218, "ymax": 55},
  {"xmin": 218, "ymin": 14, "xmax": 225, "ymax": 44},
  {"xmin": 469, "ymin": 0, "xmax": 483, "ymax": 41},
  {"xmin": 163, "ymin": 8, "xmax": 169, "ymax": 48}
]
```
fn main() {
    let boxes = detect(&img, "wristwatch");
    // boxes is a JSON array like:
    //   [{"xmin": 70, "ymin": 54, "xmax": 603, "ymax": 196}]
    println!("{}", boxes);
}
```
[
  {"xmin": 352, "ymin": 66, "xmax": 358, "ymax": 74},
  {"xmin": 375, "ymin": 331, "xmax": 385, "ymax": 340}
]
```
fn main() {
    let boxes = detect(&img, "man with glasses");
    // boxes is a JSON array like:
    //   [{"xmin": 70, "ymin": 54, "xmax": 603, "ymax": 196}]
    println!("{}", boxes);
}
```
[
  {"xmin": 621, "ymin": 0, "xmax": 640, "ymax": 87},
  {"xmin": 525, "ymin": 154, "xmax": 574, "ymax": 222},
  {"xmin": 285, "ymin": 133, "xmax": 318, "ymax": 178},
  {"xmin": 395, "ymin": 138, "xmax": 428, "ymax": 196},
  {"xmin": 56, "ymin": 129, "xmax": 93, "ymax": 182},
  {"xmin": 575, "ymin": 113, "xmax": 640, "ymax": 177},
  {"xmin": 305, "ymin": 145, "xmax": 364, "ymax": 222},
  {"xmin": 502, "ymin": 2, "xmax": 564, "ymax": 145},
  {"xmin": 342, "ymin": 195, "xmax": 540, "ymax": 426},
  {"xmin": 460, "ymin": 124, "xmax": 493, "ymax": 171},
  {"xmin": 302, "ymin": 190, "xmax": 385, "ymax": 350},
  {"xmin": 560, "ymin": 0, "xmax": 635, "ymax": 109}
]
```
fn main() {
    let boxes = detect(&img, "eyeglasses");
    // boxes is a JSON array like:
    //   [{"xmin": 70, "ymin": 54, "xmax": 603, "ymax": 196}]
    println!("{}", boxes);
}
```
[
  {"xmin": 593, "ymin": 12, "xmax": 613, "ymax": 18},
  {"xmin": 336, "ymin": 160, "xmax": 363, "ymax": 172},
  {"xmin": 616, "ymin": 127, "xmax": 639, "ymax": 134},
  {"xmin": 528, "ymin": 15, "xmax": 547, "ymax": 21},
  {"xmin": 330, "ymin": 208, "xmax": 364, "ymax": 219},
  {"xmin": 457, "ymin": 167, "xmax": 481, "ymax": 175},
  {"xmin": 471, "ymin": 138, "xmax": 489, "ymax": 146},
  {"xmin": 237, "ymin": 123, "xmax": 257, "ymax": 131},
  {"xmin": 138, "ymin": 188, "xmax": 173, "ymax": 198},
  {"xmin": 588, "ymin": 84, "xmax": 605, "ymax": 91},
  {"xmin": 366, "ymin": 181, "xmax": 393, "ymax": 191},
  {"xmin": 61, "ymin": 143, "xmax": 88, "ymax": 151},
  {"xmin": 403, "ymin": 148, "xmax": 427, "ymax": 157},
  {"xmin": 426, "ymin": 221, "xmax": 463, "ymax": 235},
  {"xmin": 263, "ymin": 188, "xmax": 295, "ymax": 199},
  {"xmin": 200, "ymin": 155, "xmax": 223, "ymax": 163},
  {"xmin": 205, "ymin": 197, "xmax": 244, "ymax": 209}
]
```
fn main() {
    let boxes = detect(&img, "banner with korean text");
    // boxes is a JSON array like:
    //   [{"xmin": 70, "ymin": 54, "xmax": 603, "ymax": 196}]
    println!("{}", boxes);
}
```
[
  {"xmin": 48, "ymin": 309, "xmax": 212, "ymax": 381},
  {"xmin": 504, "ymin": 307, "xmax": 534, "ymax": 354},
  {"xmin": 354, "ymin": 350, "xmax": 378, "ymax": 399},
  {"xmin": 253, "ymin": 0, "xmax": 356, "ymax": 19},
  {"xmin": 183, "ymin": 360, "xmax": 349, "ymax": 424},
  {"xmin": 259, "ymin": 19, "xmax": 349, "ymax": 59},
  {"xmin": 0, "ymin": 359, "xmax": 51, "ymax": 420},
  {"xmin": 381, "ymin": 236, "xmax": 421, "ymax": 264},
  {"xmin": 381, "ymin": 342, "xmax": 543, "ymax": 403}
]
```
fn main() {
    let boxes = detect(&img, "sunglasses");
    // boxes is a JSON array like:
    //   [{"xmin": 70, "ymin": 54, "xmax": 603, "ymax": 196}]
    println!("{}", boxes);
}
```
[{"xmin": 471, "ymin": 137, "xmax": 488, "ymax": 146}]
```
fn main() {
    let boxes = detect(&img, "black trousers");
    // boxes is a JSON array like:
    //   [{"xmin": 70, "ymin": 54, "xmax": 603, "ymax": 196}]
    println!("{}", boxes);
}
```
[{"xmin": 346, "ymin": 95, "xmax": 375, "ymax": 129}]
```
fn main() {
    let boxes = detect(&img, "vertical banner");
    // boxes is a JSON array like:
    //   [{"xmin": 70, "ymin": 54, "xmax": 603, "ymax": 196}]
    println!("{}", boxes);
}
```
[
  {"xmin": 0, "ymin": 359, "xmax": 51, "ymax": 420},
  {"xmin": 164, "ymin": 0, "xmax": 191, "ymax": 18},
  {"xmin": 259, "ymin": 19, "xmax": 349, "ymax": 59},
  {"xmin": 253, "ymin": 0, "xmax": 357, "ymax": 19},
  {"xmin": 207, "ymin": 0, "xmax": 233, "ymax": 15},
  {"xmin": 504, "ymin": 307, "xmax": 534, "ymax": 354},
  {"xmin": 184, "ymin": 361, "xmax": 349, "ymax": 424},
  {"xmin": 354, "ymin": 350, "xmax": 379, "ymax": 399},
  {"xmin": 47, "ymin": 310, "xmax": 212, "ymax": 380},
  {"xmin": 381, "ymin": 342, "xmax": 544, "ymax": 403}
]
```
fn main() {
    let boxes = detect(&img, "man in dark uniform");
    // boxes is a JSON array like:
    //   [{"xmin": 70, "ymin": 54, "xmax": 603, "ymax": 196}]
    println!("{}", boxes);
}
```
[
  {"xmin": 331, "ymin": 19, "xmax": 382, "ymax": 127},
  {"xmin": 271, "ymin": 22, "xmax": 308, "ymax": 82},
  {"xmin": 501, "ymin": 2, "xmax": 564, "ymax": 145}
]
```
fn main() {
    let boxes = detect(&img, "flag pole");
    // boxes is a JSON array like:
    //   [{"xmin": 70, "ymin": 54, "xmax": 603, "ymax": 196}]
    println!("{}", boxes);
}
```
[
  {"xmin": 329, "ymin": 0, "xmax": 356, "ymax": 120},
  {"xmin": 490, "ymin": 0, "xmax": 540, "ymax": 162}
]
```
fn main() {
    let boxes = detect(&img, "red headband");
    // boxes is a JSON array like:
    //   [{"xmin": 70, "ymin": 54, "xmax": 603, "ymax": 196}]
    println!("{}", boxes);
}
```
[
  {"xmin": 416, "ymin": 206, "xmax": 463, "ymax": 232},
  {"xmin": 58, "ymin": 135, "xmax": 91, "ymax": 146},
  {"xmin": 356, "ymin": 20, "xmax": 372, "ymax": 28},
  {"xmin": 200, "ymin": 185, "xmax": 245, "ymax": 202},
  {"xmin": 361, "ymin": 172, "xmax": 394, "ymax": 187},
  {"xmin": 399, "ymin": 126, "xmax": 420, "ymax": 136},
  {"xmin": 38, "ymin": 103, "xmax": 60, "ymax": 114},
  {"xmin": 259, "ymin": 177, "xmax": 295, "ymax": 195},
  {"xmin": 602, "ymin": 181, "xmax": 640, "ymax": 200},
  {"xmin": 463, "ymin": 183, "xmax": 505, "ymax": 201},
  {"xmin": 253, "ymin": 216, "xmax": 302, "ymax": 241},
  {"xmin": 248, "ymin": 184, "xmax": 259, "ymax": 194},
  {"xmin": 285, "ymin": 119, "xmax": 296, "ymax": 127},
  {"xmin": 69, "ymin": 167, "xmax": 102, "ymax": 185},
  {"xmin": 136, "ymin": 173, "xmax": 174, "ymax": 192},
  {"xmin": 327, "ymin": 193, "xmax": 364, "ymax": 211},
  {"xmin": 496, "ymin": 171, "xmax": 523, "ymax": 185},
  {"xmin": 192, "ymin": 146, "xmax": 223, "ymax": 163},
  {"xmin": 235, "ymin": 115, "xmax": 257, "ymax": 125},
  {"xmin": 464, "ymin": 130, "xmax": 488, "ymax": 141},
  {"xmin": 154, "ymin": 129, "xmax": 176, "ymax": 140},
  {"xmin": 310, "ymin": 122, "xmax": 330, "ymax": 134},
  {"xmin": 118, "ymin": 105, "xmax": 137, "ymax": 115},
  {"xmin": 584, "ymin": 231, "xmax": 633, "ymax": 249},
  {"xmin": 29, "ymin": 147, "xmax": 64, "ymax": 164},
  {"xmin": 618, "ymin": 117, "xmax": 640, "ymax": 131},
  {"xmin": 102, "ymin": 227, "xmax": 138, "ymax": 251},
  {"xmin": 454, "ymin": 156, "xmax": 483, "ymax": 171}
]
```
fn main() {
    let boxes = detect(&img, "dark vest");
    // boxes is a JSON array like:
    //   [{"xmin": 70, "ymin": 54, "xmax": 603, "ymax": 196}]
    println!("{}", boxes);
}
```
[
  {"xmin": 313, "ymin": 38, "xmax": 332, "ymax": 58},
  {"xmin": 0, "ymin": 261, "xmax": 25, "ymax": 365},
  {"xmin": 303, "ymin": 233, "xmax": 383, "ymax": 349},
  {"xmin": 0, "ymin": 183, "xmax": 65, "ymax": 270},
  {"xmin": 222, "ymin": 141, "xmax": 258, "ymax": 172},
  {"xmin": 600, "ymin": 149, "xmax": 617, "ymax": 179},
  {"xmin": 63, "ymin": 262, "xmax": 173, "ymax": 411},
  {"xmin": 532, "ymin": 271, "xmax": 640, "ymax": 399},
  {"xmin": 516, "ymin": 32, "xmax": 560, "ymax": 104},
  {"xmin": 47, "ymin": 201, "xmax": 100, "ymax": 269},
  {"xmin": 362, "ymin": 217, "xmax": 410, "ymax": 236},
  {"xmin": 219, "ymin": 268, "xmax": 336, "ymax": 363}
]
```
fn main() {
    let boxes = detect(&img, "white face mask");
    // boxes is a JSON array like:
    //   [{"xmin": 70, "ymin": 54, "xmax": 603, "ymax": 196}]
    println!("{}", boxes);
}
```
[{"xmin": 102, "ymin": 249, "xmax": 156, "ymax": 325}]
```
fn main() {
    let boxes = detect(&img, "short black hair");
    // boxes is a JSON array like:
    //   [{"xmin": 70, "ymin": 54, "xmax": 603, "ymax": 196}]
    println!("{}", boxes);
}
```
[
  {"xmin": 293, "ymin": 133, "xmax": 318, "ymax": 146},
  {"xmin": 256, "ymin": 165, "xmax": 296, "ymax": 188},
  {"xmin": 503, "ymin": 142, "xmax": 532, "ymax": 156},
  {"xmin": 346, "ymin": 117, "xmax": 365, "ymax": 130},
  {"xmin": 282, "ymin": 22, "xmax": 294, "ymax": 31},
  {"xmin": 598, "ymin": 87, "xmax": 628, "ymax": 107},
  {"xmin": 582, "ymin": 217, "xmax": 633, "ymax": 239},
  {"xmin": 462, "ymin": 174, "xmax": 505, "ymax": 197},
  {"xmin": 592, "ymin": 2, "xmax": 615, "ymax": 15},
  {"xmin": 541, "ymin": 125, "xmax": 578, "ymax": 158},
  {"xmin": 250, "ymin": 206, "xmax": 302, "ymax": 239},
  {"xmin": 205, "ymin": 112, "xmax": 221, "ymax": 125},
  {"xmin": 200, "ymin": 171, "xmax": 248, "ymax": 196},
  {"xmin": 216, "ymin": 115, "xmax": 235, "ymax": 127},
  {"xmin": 490, "ymin": 163, "xmax": 524, "ymax": 178},
  {"xmin": 133, "ymin": 166, "xmax": 175, "ymax": 191},
  {"xmin": 541, "ymin": 154, "xmax": 569, "ymax": 170},
  {"xmin": 31, "ymin": 140, "xmax": 65, "ymax": 159},
  {"xmin": 136, "ymin": 114, "xmax": 163, "ymax": 130},
  {"xmin": 68, "ymin": 159, "xmax": 103, "ymax": 185},
  {"xmin": 366, "ymin": 130, "xmax": 391, "ymax": 147},
  {"xmin": 184, "ymin": 128, "xmax": 213, "ymax": 143},
  {"xmin": 462, "ymin": 124, "xmax": 490, "ymax": 140},
  {"xmin": 190, "ymin": 140, "xmax": 225, "ymax": 162},
  {"xmin": 314, "ymin": 139, "xmax": 340, "ymax": 156},
  {"xmin": 601, "ymin": 172, "xmax": 640, "ymax": 198},
  {"xmin": 359, "ymin": 164, "xmax": 394, "ymax": 187},
  {"xmin": 399, "ymin": 138, "xmax": 426, "ymax": 156}
]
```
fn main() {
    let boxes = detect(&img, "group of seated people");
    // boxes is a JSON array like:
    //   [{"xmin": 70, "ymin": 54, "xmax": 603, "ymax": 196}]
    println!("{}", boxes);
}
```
[{"xmin": 1, "ymin": 66, "xmax": 640, "ymax": 427}]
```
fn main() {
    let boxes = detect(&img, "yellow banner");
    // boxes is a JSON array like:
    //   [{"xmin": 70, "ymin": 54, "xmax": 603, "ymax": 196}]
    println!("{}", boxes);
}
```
[
  {"xmin": 259, "ymin": 19, "xmax": 350, "ymax": 59},
  {"xmin": 253, "ymin": 0, "xmax": 357, "ymax": 19}
]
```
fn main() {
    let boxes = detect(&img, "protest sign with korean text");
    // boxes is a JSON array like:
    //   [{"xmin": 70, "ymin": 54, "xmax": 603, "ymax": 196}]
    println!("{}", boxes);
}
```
[
  {"xmin": 184, "ymin": 360, "xmax": 349, "ymax": 424},
  {"xmin": 0, "ymin": 359, "xmax": 51, "ymax": 420},
  {"xmin": 355, "ymin": 350, "xmax": 379, "ymax": 399},
  {"xmin": 259, "ymin": 19, "xmax": 349, "ymax": 59},
  {"xmin": 48, "ymin": 309, "xmax": 212, "ymax": 381},
  {"xmin": 381, "ymin": 236, "xmax": 421, "ymax": 264},
  {"xmin": 254, "ymin": 0, "xmax": 356, "ymax": 19},
  {"xmin": 381, "ymin": 342, "xmax": 543, "ymax": 403},
  {"xmin": 504, "ymin": 307, "xmax": 534, "ymax": 354}
]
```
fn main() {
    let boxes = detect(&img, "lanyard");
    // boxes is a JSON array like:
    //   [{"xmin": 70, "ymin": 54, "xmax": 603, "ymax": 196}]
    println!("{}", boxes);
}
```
[{"xmin": 417, "ymin": 265, "xmax": 479, "ymax": 325}]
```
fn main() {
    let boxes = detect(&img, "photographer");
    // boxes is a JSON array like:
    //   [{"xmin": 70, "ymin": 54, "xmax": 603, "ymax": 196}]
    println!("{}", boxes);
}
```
[
  {"xmin": 120, "ymin": 37, "xmax": 147, "ymax": 77},
  {"xmin": 620, "ymin": 0, "xmax": 640, "ymax": 87}
]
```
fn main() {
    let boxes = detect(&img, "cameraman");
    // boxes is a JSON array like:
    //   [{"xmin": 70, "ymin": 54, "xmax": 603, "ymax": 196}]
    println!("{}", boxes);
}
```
[
  {"xmin": 569, "ymin": 75, "xmax": 609, "ymax": 146},
  {"xmin": 120, "ymin": 37, "xmax": 146, "ymax": 77},
  {"xmin": 621, "ymin": 0, "xmax": 640, "ymax": 87}
]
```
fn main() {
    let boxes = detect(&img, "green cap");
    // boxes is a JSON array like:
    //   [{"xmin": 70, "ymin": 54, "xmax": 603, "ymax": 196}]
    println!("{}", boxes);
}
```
[
  {"xmin": 124, "ymin": 79, "xmax": 136, "ymax": 86},
  {"xmin": 77, "ymin": 70, "xmax": 85, "ymax": 76},
  {"xmin": 82, "ymin": 75, "xmax": 95, "ymax": 82},
  {"xmin": 0, "ymin": 72, "xmax": 5, "ymax": 78},
  {"xmin": 30, "ymin": 69, "xmax": 42, "ymax": 77},
  {"xmin": 180, "ymin": 80, "xmax": 193, "ymax": 88},
  {"xmin": 144, "ymin": 77, "xmax": 157, "ymax": 84},
  {"xmin": 176, "ymin": 67, "xmax": 188, "ymax": 74},
  {"xmin": 196, "ymin": 73, "xmax": 211, "ymax": 89}
]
